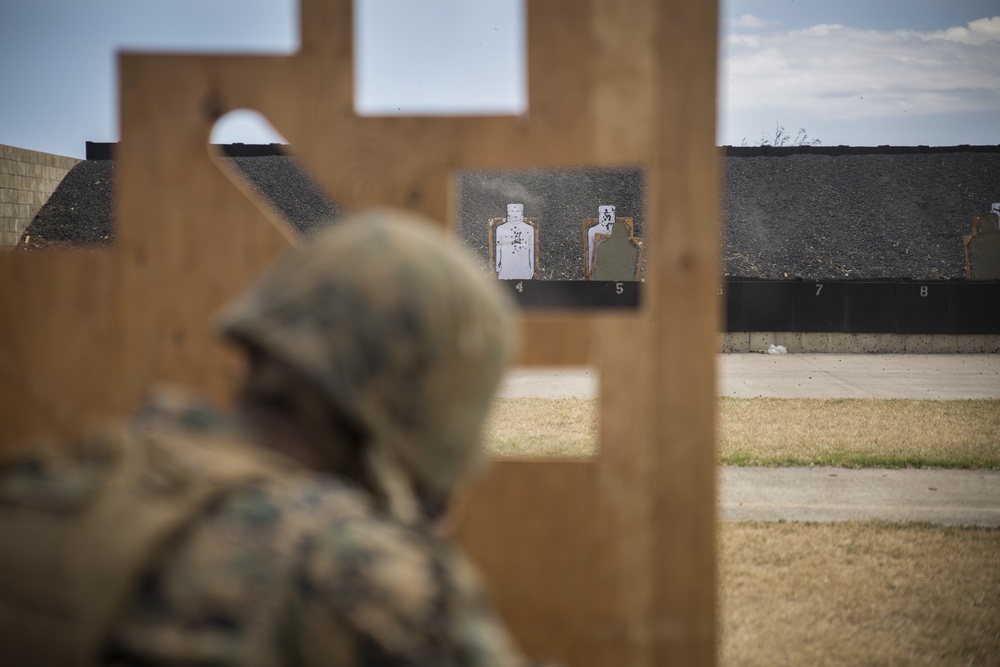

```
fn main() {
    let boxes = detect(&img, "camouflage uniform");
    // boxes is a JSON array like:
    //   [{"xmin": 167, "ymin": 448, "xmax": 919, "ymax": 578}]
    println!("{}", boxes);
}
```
[
  {"xmin": 0, "ymin": 210, "xmax": 539, "ymax": 666},
  {"xmin": 107, "ymin": 391, "xmax": 528, "ymax": 666}
]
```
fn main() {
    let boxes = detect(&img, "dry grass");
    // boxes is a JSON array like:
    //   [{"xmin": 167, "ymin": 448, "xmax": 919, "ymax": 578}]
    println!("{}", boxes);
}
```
[
  {"xmin": 484, "ymin": 397, "xmax": 1000, "ymax": 468},
  {"xmin": 720, "ymin": 521, "xmax": 1000, "ymax": 667},
  {"xmin": 719, "ymin": 397, "xmax": 1000, "ymax": 468},
  {"xmin": 484, "ymin": 398, "xmax": 598, "ymax": 459},
  {"xmin": 485, "ymin": 398, "xmax": 1000, "ymax": 664}
]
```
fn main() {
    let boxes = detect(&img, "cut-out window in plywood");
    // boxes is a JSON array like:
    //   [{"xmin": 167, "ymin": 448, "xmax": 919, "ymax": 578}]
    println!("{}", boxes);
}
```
[
  {"xmin": 210, "ymin": 110, "xmax": 343, "ymax": 242},
  {"xmin": 354, "ymin": 0, "xmax": 527, "ymax": 116},
  {"xmin": 454, "ymin": 167, "xmax": 645, "ymax": 310},
  {"xmin": 486, "ymin": 365, "xmax": 599, "ymax": 460}
]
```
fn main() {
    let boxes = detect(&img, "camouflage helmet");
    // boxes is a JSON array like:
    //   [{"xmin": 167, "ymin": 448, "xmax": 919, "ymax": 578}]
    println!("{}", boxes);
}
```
[{"xmin": 219, "ymin": 208, "xmax": 517, "ymax": 495}]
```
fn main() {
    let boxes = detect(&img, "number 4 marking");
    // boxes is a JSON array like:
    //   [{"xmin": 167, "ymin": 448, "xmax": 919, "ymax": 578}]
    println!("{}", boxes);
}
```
[{"xmin": 515, "ymin": 281, "xmax": 523, "ymax": 293}]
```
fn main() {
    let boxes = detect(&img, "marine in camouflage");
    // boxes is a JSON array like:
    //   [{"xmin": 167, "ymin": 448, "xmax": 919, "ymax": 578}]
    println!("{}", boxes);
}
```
[
  {"xmin": 108, "ymin": 390, "xmax": 531, "ymax": 666},
  {"xmin": 0, "ymin": 209, "xmax": 545, "ymax": 666},
  {"xmin": 219, "ymin": 208, "xmax": 517, "ymax": 500}
]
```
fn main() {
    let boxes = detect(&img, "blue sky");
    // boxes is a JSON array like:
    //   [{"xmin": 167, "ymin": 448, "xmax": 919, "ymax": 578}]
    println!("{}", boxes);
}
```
[
  {"xmin": 719, "ymin": 0, "xmax": 1000, "ymax": 147},
  {"xmin": 0, "ymin": 0, "xmax": 998, "ymax": 158}
]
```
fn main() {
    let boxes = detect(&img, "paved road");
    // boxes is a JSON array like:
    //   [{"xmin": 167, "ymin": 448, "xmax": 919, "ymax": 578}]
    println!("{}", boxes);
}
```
[
  {"xmin": 720, "ymin": 467, "xmax": 1000, "ymax": 527},
  {"xmin": 718, "ymin": 353, "xmax": 1000, "ymax": 399},
  {"xmin": 498, "ymin": 354, "xmax": 1000, "ymax": 400},
  {"xmin": 497, "ymin": 354, "xmax": 1000, "ymax": 525},
  {"xmin": 498, "ymin": 367, "xmax": 599, "ymax": 399}
]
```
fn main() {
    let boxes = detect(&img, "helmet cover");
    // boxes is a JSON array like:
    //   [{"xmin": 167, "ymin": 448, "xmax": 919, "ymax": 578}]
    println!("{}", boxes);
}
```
[{"xmin": 219, "ymin": 208, "xmax": 517, "ymax": 494}]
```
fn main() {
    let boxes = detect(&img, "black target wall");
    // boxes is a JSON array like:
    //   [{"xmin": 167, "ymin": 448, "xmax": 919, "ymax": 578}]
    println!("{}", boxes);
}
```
[{"xmin": 18, "ymin": 142, "xmax": 1000, "ymax": 334}]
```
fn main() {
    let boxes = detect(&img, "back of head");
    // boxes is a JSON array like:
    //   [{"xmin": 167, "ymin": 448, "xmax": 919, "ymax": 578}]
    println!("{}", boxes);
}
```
[{"xmin": 219, "ymin": 209, "xmax": 518, "ymax": 498}]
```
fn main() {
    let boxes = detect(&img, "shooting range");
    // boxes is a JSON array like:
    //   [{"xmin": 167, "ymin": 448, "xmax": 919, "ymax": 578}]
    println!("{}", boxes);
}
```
[{"xmin": 0, "ymin": 0, "xmax": 720, "ymax": 665}]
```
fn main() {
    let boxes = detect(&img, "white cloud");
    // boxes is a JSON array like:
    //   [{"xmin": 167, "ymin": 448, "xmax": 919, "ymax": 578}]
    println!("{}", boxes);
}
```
[
  {"xmin": 729, "ymin": 14, "xmax": 775, "ymax": 30},
  {"xmin": 721, "ymin": 16, "xmax": 1000, "ymax": 120},
  {"xmin": 929, "ymin": 16, "xmax": 1000, "ymax": 45}
]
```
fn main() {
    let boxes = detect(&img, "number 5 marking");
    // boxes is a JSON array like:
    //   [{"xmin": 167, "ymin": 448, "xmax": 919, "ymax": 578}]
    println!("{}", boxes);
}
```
[{"xmin": 616, "ymin": 282, "xmax": 624, "ymax": 295}]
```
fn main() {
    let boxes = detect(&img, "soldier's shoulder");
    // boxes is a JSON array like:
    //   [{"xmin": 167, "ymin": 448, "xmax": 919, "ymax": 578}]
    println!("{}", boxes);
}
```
[
  {"xmin": 131, "ymin": 385, "xmax": 241, "ymax": 437},
  {"xmin": 109, "ymin": 473, "xmax": 377, "ymax": 660},
  {"xmin": 117, "ymin": 477, "xmax": 537, "ymax": 665}
]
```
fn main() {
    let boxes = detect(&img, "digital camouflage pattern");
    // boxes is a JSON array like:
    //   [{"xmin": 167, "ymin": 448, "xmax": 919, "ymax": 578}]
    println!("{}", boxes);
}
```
[
  {"xmin": 108, "ymin": 390, "xmax": 534, "ymax": 666},
  {"xmin": 1, "ymin": 210, "xmax": 540, "ymax": 666},
  {"xmin": 219, "ymin": 208, "xmax": 518, "ymax": 498},
  {"xmin": 0, "ymin": 388, "xmax": 296, "ymax": 667}
]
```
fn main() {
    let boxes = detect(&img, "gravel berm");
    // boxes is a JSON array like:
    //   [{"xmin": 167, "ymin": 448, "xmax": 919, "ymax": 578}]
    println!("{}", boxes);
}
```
[{"xmin": 19, "ymin": 147, "xmax": 1000, "ymax": 281}]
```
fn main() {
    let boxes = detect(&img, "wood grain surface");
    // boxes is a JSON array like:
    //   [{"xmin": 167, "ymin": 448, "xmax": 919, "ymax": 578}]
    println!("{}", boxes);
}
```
[{"xmin": 0, "ymin": 1, "xmax": 720, "ymax": 664}]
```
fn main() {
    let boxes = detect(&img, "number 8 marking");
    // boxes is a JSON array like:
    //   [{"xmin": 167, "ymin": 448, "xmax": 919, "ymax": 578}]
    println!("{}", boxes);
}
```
[{"xmin": 920, "ymin": 285, "xmax": 928, "ymax": 297}]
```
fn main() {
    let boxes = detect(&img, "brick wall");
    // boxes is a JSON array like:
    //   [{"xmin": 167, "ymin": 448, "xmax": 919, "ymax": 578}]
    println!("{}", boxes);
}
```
[{"xmin": 0, "ymin": 144, "xmax": 80, "ymax": 247}]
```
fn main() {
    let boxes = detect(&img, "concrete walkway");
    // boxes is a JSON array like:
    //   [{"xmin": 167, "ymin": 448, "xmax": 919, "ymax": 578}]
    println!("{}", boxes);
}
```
[
  {"xmin": 720, "ymin": 467, "xmax": 1000, "ymax": 526},
  {"xmin": 497, "ymin": 354, "xmax": 1000, "ymax": 526},
  {"xmin": 498, "ymin": 354, "xmax": 1000, "ymax": 400},
  {"xmin": 498, "ymin": 367, "xmax": 599, "ymax": 399},
  {"xmin": 718, "ymin": 353, "xmax": 1000, "ymax": 399}
]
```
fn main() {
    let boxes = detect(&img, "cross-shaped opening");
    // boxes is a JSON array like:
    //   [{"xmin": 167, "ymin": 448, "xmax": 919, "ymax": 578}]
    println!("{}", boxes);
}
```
[{"xmin": 354, "ymin": 0, "xmax": 527, "ymax": 117}]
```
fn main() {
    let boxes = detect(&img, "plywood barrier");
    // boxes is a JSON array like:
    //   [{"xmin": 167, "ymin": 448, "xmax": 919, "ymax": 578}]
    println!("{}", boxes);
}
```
[{"xmin": 0, "ymin": 1, "xmax": 720, "ymax": 664}]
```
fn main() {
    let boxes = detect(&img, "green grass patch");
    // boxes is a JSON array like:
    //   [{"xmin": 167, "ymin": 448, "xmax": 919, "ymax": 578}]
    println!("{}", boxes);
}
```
[
  {"xmin": 484, "ymin": 397, "xmax": 1000, "ymax": 469},
  {"xmin": 720, "ymin": 452, "xmax": 997, "ymax": 469},
  {"xmin": 718, "ymin": 397, "xmax": 1000, "ymax": 469}
]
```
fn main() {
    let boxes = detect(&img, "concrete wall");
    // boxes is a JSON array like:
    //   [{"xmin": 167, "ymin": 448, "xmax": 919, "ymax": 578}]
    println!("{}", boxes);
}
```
[
  {"xmin": 720, "ymin": 332, "xmax": 1000, "ymax": 354},
  {"xmin": 0, "ymin": 144, "xmax": 80, "ymax": 247}
]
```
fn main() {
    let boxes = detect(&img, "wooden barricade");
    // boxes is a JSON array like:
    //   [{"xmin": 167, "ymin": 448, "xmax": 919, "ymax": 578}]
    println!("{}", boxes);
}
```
[{"xmin": 0, "ymin": 0, "xmax": 720, "ymax": 664}]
